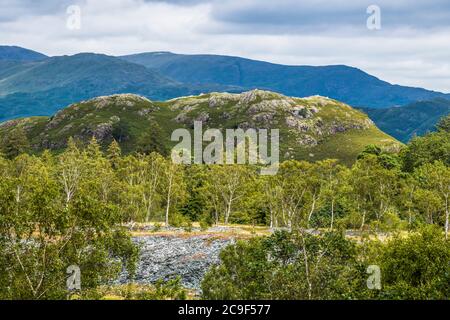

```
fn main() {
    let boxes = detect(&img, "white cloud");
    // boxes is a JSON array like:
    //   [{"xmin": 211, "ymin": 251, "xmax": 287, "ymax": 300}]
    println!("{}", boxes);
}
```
[{"xmin": 0, "ymin": 0, "xmax": 449, "ymax": 92}]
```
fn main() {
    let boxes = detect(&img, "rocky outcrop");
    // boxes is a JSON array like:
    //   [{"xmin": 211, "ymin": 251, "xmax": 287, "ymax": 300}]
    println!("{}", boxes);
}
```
[
  {"xmin": 89, "ymin": 94, "xmax": 152, "ymax": 110},
  {"xmin": 174, "ymin": 112, "xmax": 189, "ymax": 124},
  {"xmin": 297, "ymin": 134, "xmax": 318, "ymax": 146},
  {"xmin": 238, "ymin": 89, "xmax": 282, "ymax": 105},
  {"xmin": 195, "ymin": 112, "xmax": 210, "ymax": 123},
  {"xmin": 46, "ymin": 110, "xmax": 67, "ymax": 130},
  {"xmin": 92, "ymin": 122, "xmax": 113, "ymax": 142},
  {"xmin": 209, "ymin": 93, "xmax": 238, "ymax": 108},
  {"xmin": 0, "ymin": 119, "xmax": 22, "ymax": 129}
]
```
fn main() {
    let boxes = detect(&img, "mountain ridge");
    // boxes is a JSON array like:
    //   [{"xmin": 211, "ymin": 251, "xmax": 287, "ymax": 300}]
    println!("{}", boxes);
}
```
[
  {"xmin": 121, "ymin": 51, "xmax": 449, "ymax": 109},
  {"xmin": 0, "ymin": 53, "xmax": 238, "ymax": 121},
  {"xmin": 0, "ymin": 45, "xmax": 48, "ymax": 61},
  {"xmin": 364, "ymin": 98, "xmax": 450, "ymax": 142},
  {"xmin": 1, "ymin": 46, "xmax": 448, "ymax": 142}
]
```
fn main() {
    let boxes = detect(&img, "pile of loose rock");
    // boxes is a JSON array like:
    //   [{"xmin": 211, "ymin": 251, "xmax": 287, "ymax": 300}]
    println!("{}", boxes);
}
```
[{"xmin": 116, "ymin": 234, "xmax": 233, "ymax": 291}]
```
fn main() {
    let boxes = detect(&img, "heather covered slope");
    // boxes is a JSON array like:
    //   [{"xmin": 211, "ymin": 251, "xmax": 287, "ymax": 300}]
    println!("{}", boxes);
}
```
[{"xmin": 0, "ymin": 90, "xmax": 400, "ymax": 164}]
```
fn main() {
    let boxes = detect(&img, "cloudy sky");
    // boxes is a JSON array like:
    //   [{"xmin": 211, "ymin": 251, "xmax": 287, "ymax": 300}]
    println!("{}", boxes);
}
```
[{"xmin": 1, "ymin": 0, "xmax": 450, "ymax": 92}]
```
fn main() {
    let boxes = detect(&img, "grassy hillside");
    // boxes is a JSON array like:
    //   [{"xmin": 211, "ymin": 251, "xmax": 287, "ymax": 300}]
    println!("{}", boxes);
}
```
[
  {"xmin": 364, "ymin": 98, "xmax": 450, "ymax": 142},
  {"xmin": 0, "ymin": 90, "xmax": 400, "ymax": 164},
  {"xmin": 121, "ymin": 52, "xmax": 449, "ymax": 109}
]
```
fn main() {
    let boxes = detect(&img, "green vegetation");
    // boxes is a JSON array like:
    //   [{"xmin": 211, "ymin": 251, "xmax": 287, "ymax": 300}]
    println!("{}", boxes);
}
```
[
  {"xmin": 0, "ymin": 91, "xmax": 400, "ymax": 165},
  {"xmin": 0, "ymin": 142, "xmax": 138, "ymax": 299},
  {"xmin": 81, "ymin": 278, "xmax": 187, "ymax": 300},
  {"xmin": 1, "ymin": 126, "xmax": 30, "ymax": 159},
  {"xmin": 201, "ymin": 226, "xmax": 449, "ymax": 300},
  {"xmin": 373, "ymin": 226, "xmax": 450, "ymax": 299},
  {"xmin": 364, "ymin": 98, "xmax": 450, "ymax": 143},
  {"xmin": 0, "ymin": 53, "xmax": 196, "ymax": 122},
  {"xmin": 0, "ymin": 108, "xmax": 448, "ymax": 300},
  {"xmin": 402, "ymin": 115, "xmax": 450, "ymax": 171}
]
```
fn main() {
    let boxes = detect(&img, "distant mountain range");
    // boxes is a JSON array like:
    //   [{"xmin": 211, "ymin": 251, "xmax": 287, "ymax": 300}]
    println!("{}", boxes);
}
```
[
  {"xmin": 121, "ymin": 52, "xmax": 450, "ymax": 109},
  {"xmin": 0, "ymin": 45, "xmax": 47, "ymax": 61},
  {"xmin": 0, "ymin": 49, "xmax": 238, "ymax": 121},
  {"xmin": 1, "ymin": 45, "xmax": 449, "ymax": 142},
  {"xmin": 364, "ymin": 98, "xmax": 450, "ymax": 142}
]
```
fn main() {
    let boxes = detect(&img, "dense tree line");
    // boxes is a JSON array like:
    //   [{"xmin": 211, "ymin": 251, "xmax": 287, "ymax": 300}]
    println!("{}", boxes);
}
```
[
  {"xmin": 200, "ymin": 116, "xmax": 449, "ymax": 300},
  {"xmin": 3, "ymin": 135, "xmax": 448, "ymax": 235},
  {"xmin": 201, "ymin": 226, "xmax": 449, "ymax": 300},
  {"xmin": 0, "ymin": 139, "xmax": 138, "ymax": 299},
  {"xmin": 0, "ymin": 115, "xmax": 448, "ymax": 299}
]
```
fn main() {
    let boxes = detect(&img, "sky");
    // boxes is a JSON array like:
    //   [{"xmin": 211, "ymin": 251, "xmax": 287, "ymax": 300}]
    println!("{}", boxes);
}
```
[{"xmin": 1, "ymin": 0, "xmax": 450, "ymax": 92}]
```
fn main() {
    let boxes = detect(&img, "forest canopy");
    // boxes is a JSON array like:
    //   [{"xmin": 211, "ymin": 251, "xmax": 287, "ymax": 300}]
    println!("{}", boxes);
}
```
[{"xmin": 0, "ymin": 115, "xmax": 448, "ymax": 300}]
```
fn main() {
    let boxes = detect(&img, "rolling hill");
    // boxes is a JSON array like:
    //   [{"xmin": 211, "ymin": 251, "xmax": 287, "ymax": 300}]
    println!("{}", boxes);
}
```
[
  {"xmin": 364, "ymin": 98, "xmax": 450, "ymax": 142},
  {"xmin": 0, "ymin": 46, "xmax": 448, "ymax": 143},
  {"xmin": 121, "ymin": 52, "xmax": 449, "ymax": 109},
  {"xmin": 0, "ymin": 90, "xmax": 400, "ymax": 165},
  {"xmin": 0, "ymin": 53, "xmax": 221, "ymax": 121},
  {"xmin": 0, "ymin": 45, "xmax": 48, "ymax": 61},
  {"xmin": 0, "ymin": 53, "xmax": 183, "ymax": 96}
]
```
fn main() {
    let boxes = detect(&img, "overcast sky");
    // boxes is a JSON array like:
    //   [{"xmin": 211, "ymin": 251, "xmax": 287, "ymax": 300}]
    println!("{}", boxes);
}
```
[{"xmin": 1, "ymin": 0, "xmax": 450, "ymax": 92}]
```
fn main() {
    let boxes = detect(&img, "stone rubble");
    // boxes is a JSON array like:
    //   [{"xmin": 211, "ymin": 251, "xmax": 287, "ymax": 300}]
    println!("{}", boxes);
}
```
[{"xmin": 116, "ymin": 234, "xmax": 233, "ymax": 291}]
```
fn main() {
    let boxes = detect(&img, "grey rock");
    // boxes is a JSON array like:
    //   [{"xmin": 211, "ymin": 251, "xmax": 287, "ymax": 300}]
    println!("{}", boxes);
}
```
[
  {"xmin": 195, "ymin": 112, "xmax": 210, "ymax": 123},
  {"xmin": 174, "ymin": 112, "xmax": 189, "ymax": 124},
  {"xmin": 117, "ymin": 235, "xmax": 233, "ymax": 292},
  {"xmin": 93, "ymin": 122, "xmax": 113, "ymax": 142},
  {"xmin": 297, "ymin": 134, "xmax": 318, "ymax": 146}
]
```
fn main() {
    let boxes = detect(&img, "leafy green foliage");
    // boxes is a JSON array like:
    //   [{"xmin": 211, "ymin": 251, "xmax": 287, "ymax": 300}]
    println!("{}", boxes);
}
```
[
  {"xmin": 1, "ymin": 126, "xmax": 30, "ymax": 159},
  {"xmin": 202, "ymin": 228, "xmax": 449, "ymax": 300},
  {"xmin": 136, "ymin": 122, "xmax": 168, "ymax": 156},
  {"xmin": 402, "ymin": 116, "xmax": 450, "ymax": 172},
  {"xmin": 372, "ymin": 226, "xmax": 450, "ymax": 299},
  {"xmin": 81, "ymin": 278, "xmax": 187, "ymax": 300},
  {"xmin": 402, "ymin": 130, "xmax": 450, "ymax": 171},
  {"xmin": 436, "ymin": 114, "xmax": 450, "ymax": 132},
  {"xmin": 201, "ymin": 230, "xmax": 367, "ymax": 300},
  {"xmin": 0, "ymin": 146, "xmax": 138, "ymax": 299},
  {"xmin": 0, "ymin": 111, "xmax": 448, "ymax": 300}
]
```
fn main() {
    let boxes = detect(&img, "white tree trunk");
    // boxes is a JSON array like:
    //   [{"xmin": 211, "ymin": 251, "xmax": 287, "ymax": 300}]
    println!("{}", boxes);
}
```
[
  {"xmin": 307, "ymin": 196, "xmax": 317, "ymax": 227},
  {"xmin": 225, "ymin": 200, "xmax": 232, "ymax": 224},
  {"xmin": 165, "ymin": 172, "xmax": 173, "ymax": 227}
]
